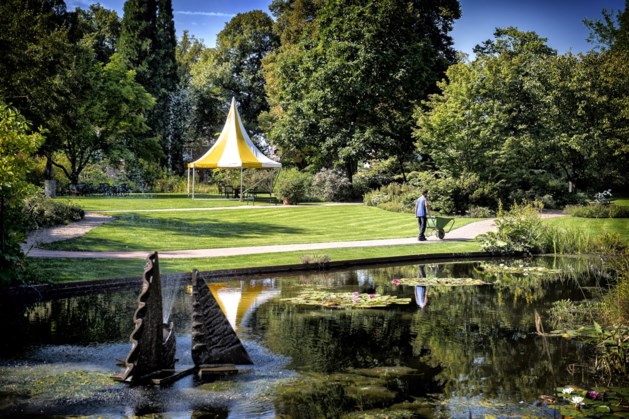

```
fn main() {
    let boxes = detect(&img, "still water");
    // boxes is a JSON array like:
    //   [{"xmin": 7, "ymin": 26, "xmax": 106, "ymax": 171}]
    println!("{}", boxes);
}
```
[{"xmin": 0, "ymin": 256, "xmax": 623, "ymax": 418}]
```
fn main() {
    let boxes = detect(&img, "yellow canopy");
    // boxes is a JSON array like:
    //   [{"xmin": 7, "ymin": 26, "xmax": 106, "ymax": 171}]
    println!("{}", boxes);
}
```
[{"xmin": 188, "ymin": 97, "xmax": 281, "ymax": 169}]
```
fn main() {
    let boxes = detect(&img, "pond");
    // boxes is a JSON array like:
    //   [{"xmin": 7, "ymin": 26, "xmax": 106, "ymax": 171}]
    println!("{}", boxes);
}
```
[{"xmin": 0, "ymin": 256, "xmax": 626, "ymax": 418}]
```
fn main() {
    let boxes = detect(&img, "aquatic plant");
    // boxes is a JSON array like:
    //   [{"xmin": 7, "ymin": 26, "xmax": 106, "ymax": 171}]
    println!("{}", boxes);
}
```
[
  {"xmin": 392, "ymin": 277, "xmax": 487, "ymax": 286},
  {"xmin": 548, "ymin": 385, "xmax": 629, "ymax": 417},
  {"xmin": 281, "ymin": 290, "xmax": 411, "ymax": 308},
  {"xmin": 478, "ymin": 262, "xmax": 562, "ymax": 276}
]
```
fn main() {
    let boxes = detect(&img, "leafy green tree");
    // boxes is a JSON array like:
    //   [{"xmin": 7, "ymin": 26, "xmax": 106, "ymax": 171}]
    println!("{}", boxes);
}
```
[
  {"xmin": 50, "ymin": 49, "xmax": 156, "ymax": 187},
  {"xmin": 214, "ymin": 10, "xmax": 279, "ymax": 137},
  {"xmin": 0, "ymin": 0, "xmax": 76, "ymax": 184},
  {"xmin": 263, "ymin": 0, "xmax": 460, "ymax": 181},
  {"xmin": 71, "ymin": 3, "xmax": 121, "ymax": 63},
  {"xmin": 414, "ymin": 28, "xmax": 561, "ymax": 203},
  {"xmin": 0, "ymin": 102, "xmax": 44, "ymax": 283}
]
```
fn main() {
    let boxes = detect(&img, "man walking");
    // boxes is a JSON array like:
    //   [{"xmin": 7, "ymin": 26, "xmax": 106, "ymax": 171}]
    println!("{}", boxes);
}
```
[{"xmin": 415, "ymin": 190, "xmax": 429, "ymax": 241}]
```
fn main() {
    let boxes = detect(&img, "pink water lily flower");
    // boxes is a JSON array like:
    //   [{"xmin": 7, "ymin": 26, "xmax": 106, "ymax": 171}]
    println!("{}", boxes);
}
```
[
  {"xmin": 369, "ymin": 294, "xmax": 376, "ymax": 299},
  {"xmin": 352, "ymin": 291, "xmax": 359, "ymax": 296},
  {"xmin": 392, "ymin": 279, "xmax": 400, "ymax": 286}
]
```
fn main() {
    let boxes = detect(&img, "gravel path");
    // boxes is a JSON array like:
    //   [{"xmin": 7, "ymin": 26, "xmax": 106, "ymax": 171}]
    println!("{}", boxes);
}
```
[{"xmin": 21, "ymin": 209, "xmax": 563, "ymax": 260}]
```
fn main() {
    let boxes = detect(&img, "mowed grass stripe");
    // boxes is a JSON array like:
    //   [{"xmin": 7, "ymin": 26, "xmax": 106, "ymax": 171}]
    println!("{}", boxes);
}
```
[{"xmin": 43, "ymin": 205, "xmax": 420, "ymax": 252}]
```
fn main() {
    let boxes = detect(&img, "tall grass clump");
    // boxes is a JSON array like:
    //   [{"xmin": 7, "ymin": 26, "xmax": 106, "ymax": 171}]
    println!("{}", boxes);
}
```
[
  {"xmin": 540, "ymin": 226, "xmax": 626, "ymax": 255},
  {"xmin": 599, "ymin": 251, "xmax": 629, "ymax": 327}
]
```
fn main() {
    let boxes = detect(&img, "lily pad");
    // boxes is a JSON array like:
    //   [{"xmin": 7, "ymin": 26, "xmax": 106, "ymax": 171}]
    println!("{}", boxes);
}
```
[
  {"xmin": 393, "ymin": 277, "xmax": 488, "ymax": 286},
  {"xmin": 478, "ymin": 263, "xmax": 562, "ymax": 275},
  {"xmin": 281, "ymin": 291, "xmax": 411, "ymax": 308}
]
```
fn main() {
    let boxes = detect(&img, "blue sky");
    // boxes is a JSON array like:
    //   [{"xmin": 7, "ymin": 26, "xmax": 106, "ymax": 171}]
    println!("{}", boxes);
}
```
[{"xmin": 67, "ymin": 0, "xmax": 625, "ymax": 55}]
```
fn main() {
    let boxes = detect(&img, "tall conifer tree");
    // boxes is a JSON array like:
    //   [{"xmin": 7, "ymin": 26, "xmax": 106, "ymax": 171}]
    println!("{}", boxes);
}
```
[
  {"xmin": 117, "ymin": 0, "xmax": 158, "ymax": 94},
  {"xmin": 156, "ymin": 0, "xmax": 181, "ymax": 172},
  {"xmin": 118, "ymin": 0, "xmax": 180, "ymax": 171}
]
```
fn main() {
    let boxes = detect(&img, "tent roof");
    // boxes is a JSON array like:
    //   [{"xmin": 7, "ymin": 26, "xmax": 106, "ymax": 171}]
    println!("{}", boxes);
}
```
[{"xmin": 187, "ymin": 98, "xmax": 281, "ymax": 169}]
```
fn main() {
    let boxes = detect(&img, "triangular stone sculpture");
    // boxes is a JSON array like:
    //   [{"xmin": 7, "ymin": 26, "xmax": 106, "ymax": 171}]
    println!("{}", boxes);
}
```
[
  {"xmin": 114, "ymin": 252, "xmax": 176, "ymax": 383},
  {"xmin": 191, "ymin": 269, "xmax": 253, "ymax": 366}
]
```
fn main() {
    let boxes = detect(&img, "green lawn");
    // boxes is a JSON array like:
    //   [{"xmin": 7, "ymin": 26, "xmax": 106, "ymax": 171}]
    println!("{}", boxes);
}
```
[
  {"xmin": 56, "ymin": 193, "xmax": 266, "ymax": 211},
  {"xmin": 43, "ymin": 205, "xmax": 482, "ymax": 251},
  {"xmin": 542, "ymin": 216, "xmax": 629, "ymax": 242},
  {"xmin": 29, "ymin": 241, "xmax": 482, "ymax": 283}
]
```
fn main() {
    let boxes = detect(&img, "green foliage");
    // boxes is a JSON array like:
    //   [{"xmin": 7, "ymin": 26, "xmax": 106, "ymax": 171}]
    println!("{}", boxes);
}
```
[
  {"xmin": 363, "ymin": 183, "xmax": 418, "ymax": 214},
  {"xmin": 0, "ymin": 103, "xmax": 44, "ymax": 285},
  {"xmin": 548, "ymin": 299, "xmax": 595, "ymax": 330},
  {"xmin": 466, "ymin": 206, "xmax": 494, "ymax": 218},
  {"xmin": 478, "ymin": 201, "xmax": 545, "ymax": 254},
  {"xmin": 0, "ymin": 103, "xmax": 45, "ymax": 194},
  {"xmin": 565, "ymin": 203, "xmax": 629, "ymax": 218},
  {"xmin": 598, "ymin": 251, "xmax": 629, "ymax": 327},
  {"xmin": 311, "ymin": 169, "xmax": 353, "ymax": 202},
  {"xmin": 414, "ymin": 25, "xmax": 629, "ymax": 205},
  {"xmin": 351, "ymin": 159, "xmax": 397, "ymax": 195},
  {"xmin": 408, "ymin": 171, "xmax": 498, "ymax": 215},
  {"xmin": 21, "ymin": 194, "xmax": 84, "ymax": 232},
  {"xmin": 263, "ymin": 0, "xmax": 460, "ymax": 178},
  {"xmin": 274, "ymin": 168, "xmax": 311, "ymax": 204},
  {"xmin": 214, "ymin": 10, "xmax": 278, "ymax": 136}
]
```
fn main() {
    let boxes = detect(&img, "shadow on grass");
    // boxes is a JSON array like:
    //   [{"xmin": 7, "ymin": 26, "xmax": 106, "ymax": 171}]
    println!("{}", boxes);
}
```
[{"xmin": 41, "ymin": 214, "xmax": 308, "ymax": 251}]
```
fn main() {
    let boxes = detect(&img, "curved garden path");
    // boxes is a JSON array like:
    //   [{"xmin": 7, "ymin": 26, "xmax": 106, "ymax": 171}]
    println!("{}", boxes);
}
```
[{"xmin": 21, "ymin": 207, "xmax": 564, "ymax": 260}]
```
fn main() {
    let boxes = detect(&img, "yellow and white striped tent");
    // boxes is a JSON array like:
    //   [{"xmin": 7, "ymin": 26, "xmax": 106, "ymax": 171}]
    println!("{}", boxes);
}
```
[{"xmin": 187, "ymin": 97, "xmax": 281, "ymax": 198}]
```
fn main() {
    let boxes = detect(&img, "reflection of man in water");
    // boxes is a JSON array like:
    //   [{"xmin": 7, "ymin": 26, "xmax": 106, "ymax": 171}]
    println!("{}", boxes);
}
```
[{"xmin": 415, "ymin": 265, "xmax": 428, "ymax": 309}]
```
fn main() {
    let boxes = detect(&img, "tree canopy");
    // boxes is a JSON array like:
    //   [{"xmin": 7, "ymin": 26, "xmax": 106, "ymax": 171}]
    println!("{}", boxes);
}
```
[{"xmin": 262, "ymin": 0, "xmax": 461, "ymax": 180}]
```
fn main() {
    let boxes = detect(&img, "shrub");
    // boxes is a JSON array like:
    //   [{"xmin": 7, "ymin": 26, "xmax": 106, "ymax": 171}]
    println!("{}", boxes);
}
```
[
  {"xmin": 564, "ymin": 204, "xmax": 629, "ymax": 218},
  {"xmin": 363, "ymin": 183, "xmax": 418, "ymax": 213},
  {"xmin": 407, "ymin": 171, "xmax": 498, "ymax": 215},
  {"xmin": 311, "ymin": 169, "xmax": 353, "ymax": 202},
  {"xmin": 478, "ymin": 200, "xmax": 545, "ymax": 254},
  {"xmin": 353, "ymin": 158, "xmax": 397, "ymax": 192},
  {"xmin": 21, "ymin": 193, "xmax": 84, "ymax": 232},
  {"xmin": 466, "ymin": 206, "xmax": 494, "ymax": 218},
  {"xmin": 275, "ymin": 168, "xmax": 311, "ymax": 205}
]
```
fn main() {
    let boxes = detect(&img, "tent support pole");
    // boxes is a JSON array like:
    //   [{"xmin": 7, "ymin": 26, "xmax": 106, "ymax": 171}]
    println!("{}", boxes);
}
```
[
  {"xmin": 192, "ymin": 168, "xmax": 195, "ymax": 200},
  {"xmin": 239, "ymin": 168, "xmax": 243, "ymax": 201},
  {"xmin": 187, "ymin": 168, "xmax": 190, "ymax": 196}
]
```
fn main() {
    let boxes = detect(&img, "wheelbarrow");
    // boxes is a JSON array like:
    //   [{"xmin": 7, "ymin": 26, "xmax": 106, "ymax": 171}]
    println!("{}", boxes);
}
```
[{"xmin": 426, "ymin": 216, "xmax": 455, "ymax": 239}]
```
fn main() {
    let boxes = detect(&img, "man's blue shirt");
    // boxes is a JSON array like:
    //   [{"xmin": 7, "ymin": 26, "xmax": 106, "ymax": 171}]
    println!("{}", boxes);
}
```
[{"xmin": 416, "ymin": 196, "xmax": 427, "ymax": 217}]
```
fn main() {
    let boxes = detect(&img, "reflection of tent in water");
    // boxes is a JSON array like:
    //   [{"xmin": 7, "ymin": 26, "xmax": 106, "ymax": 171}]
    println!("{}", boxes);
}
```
[
  {"xmin": 414, "ymin": 286, "xmax": 427, "ymax": 309},
  {"xmin": 187, "ymin": 97, "xmax": 281, "ymax": 199},
  {"xmin": 209, "ymin": 280, "xmax": 280, "ymax": 331}
]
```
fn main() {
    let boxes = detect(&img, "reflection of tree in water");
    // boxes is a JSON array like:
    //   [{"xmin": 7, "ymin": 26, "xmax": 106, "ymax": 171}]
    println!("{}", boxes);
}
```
[
  {"xmin": 408, "ymin": 284, "xmax": 595, "ymax": 402},
  {"xmin": 251, "ymin": 304, "xmax": 417, "ymax": 373},
  {"xmin": 0, "ymin": 287, "xmax": 193, "ymax": 355}
]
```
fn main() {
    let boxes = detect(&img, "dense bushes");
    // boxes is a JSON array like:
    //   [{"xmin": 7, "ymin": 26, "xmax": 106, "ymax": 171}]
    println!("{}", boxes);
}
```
[
  {"xmin": 21, "ymin": 193, "xmax": 84, "ymax": 231},
  {"xmin": 363, "ymin": 171, "xmax": 499, "ymax": 215},
  {"xmin": 275, "ymin": 168, "xmax": 312, "ymax": 204},
  {"xmin": 311, "ymin": 169, "xmax": 352, "ymax": 202}
]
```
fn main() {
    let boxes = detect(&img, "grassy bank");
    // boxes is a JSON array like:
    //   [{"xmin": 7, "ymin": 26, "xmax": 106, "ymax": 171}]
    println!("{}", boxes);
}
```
[{"xmin": 28, "ymin": 241, "xmax": 482, "ymax": 282}]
